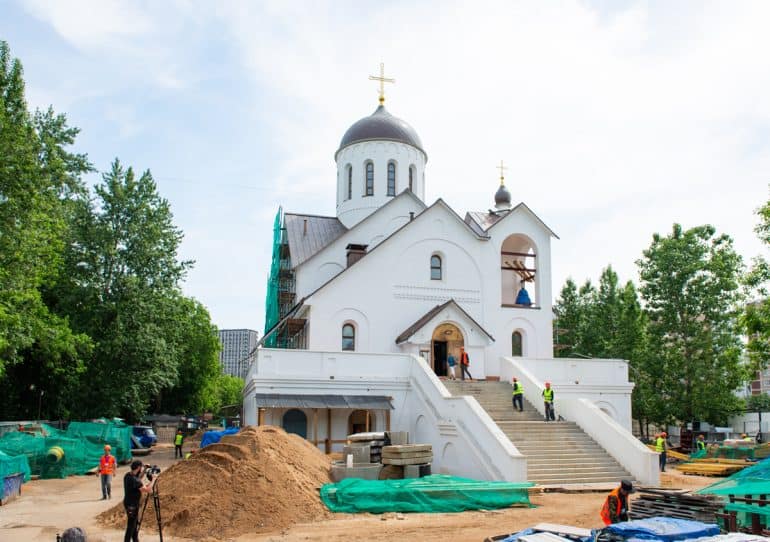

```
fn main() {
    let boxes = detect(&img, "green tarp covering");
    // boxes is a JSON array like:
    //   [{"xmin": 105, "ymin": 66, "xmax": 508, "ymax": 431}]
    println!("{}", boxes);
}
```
[
  {"xmin": 0, "ymin": 420, "xmax": 132, "ymax": 479},
  {"xmin": 698, "ymin": 458, "xmax": 770, "ymax": 496},
  {"xmin": 0, "ymin": 450, "xmax": 31, "ymax": 483},
  {"xmin": 320, "ymin": 474, "xmax": 534, "ymax": 513}
]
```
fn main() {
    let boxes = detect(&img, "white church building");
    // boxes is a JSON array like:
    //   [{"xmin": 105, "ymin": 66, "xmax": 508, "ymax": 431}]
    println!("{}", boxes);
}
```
[{"xmin": 244, "ymin": 75, "xmax": 659, "ymax": 486}]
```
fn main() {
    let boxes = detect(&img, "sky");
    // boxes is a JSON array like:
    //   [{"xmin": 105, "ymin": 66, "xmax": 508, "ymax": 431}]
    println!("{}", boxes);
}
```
[{"xmin": 2, "ymin": 0, "xmax": 768, "ymax": 333}]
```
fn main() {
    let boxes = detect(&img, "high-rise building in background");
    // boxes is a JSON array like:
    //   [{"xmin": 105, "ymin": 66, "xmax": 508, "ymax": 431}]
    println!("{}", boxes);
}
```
[{"xmin": 218, "ymin": 329, "xmax": 258, "ymax": 378}]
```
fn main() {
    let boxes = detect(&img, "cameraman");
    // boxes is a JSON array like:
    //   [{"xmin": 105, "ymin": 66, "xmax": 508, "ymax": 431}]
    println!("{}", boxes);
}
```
[{"xmin": 123, "ymin": 460, "xmax": 154, "ymax": 542}]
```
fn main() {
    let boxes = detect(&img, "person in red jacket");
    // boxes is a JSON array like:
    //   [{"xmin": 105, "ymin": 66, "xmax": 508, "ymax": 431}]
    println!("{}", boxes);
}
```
[
  {"xmin": 459, "ymin": 347, "xmax": 473, "ymax": 381},
  {"xmin": 600, "ymin": 479, "xmax": 634, "ymax": 525},
  {"xmin": 99, "ymin": 444, "xmax": 117, "ymax": 500}
]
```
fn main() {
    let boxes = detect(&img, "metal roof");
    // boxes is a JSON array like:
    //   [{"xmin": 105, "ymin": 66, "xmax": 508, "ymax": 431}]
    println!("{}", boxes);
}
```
[
  {"xmin": 337, "ymin": 105, "xmax": 425, "ymax": 158},
  {"xmin": 284, "ymin": 213, "xmax": 347, "ymax": 268},
  {"xmin": 466, "ymin": 210, "xmax": 506, "ymax": 231},
  {"xmin": 253, "ymin": 394, "xmax": 393, "ymax": 410}
]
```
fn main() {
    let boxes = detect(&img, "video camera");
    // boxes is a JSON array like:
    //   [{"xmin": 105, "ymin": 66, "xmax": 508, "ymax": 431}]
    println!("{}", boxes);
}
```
[{"xmin": 142, "ymin": 464, "xmax": 161, "ymax": 481}]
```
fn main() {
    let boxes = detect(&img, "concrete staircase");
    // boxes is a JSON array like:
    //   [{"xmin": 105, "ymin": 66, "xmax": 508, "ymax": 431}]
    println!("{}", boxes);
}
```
[{"xmin": 444, "ymin": 379, "xmax": 633, "ymax": 486}]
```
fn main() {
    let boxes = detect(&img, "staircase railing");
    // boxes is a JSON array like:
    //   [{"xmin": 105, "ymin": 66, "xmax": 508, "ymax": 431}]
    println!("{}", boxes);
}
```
[{"xmin": 501, "ymin": 357, "xmax": 659, "ymax": 486}]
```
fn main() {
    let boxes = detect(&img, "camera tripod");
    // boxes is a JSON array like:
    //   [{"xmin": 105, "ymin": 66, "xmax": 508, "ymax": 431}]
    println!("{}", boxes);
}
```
[{"xmin": 137, "ymin": 479, "xmax": 163, "ymax": 541}]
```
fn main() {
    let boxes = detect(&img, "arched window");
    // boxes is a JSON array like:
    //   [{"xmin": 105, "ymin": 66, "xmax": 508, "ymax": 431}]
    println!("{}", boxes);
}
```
[
  {"xmin": 365, "ymin": 162, "xmax": 374, "ymax": 196},
  {"xmin": 430, "ymin": 255, "xmax": 442, "ymax": 280},
  {"xmin": 347, "ymin": 165, "xmax": 352, "ymax": 200},
  {"xmin": 409, "ymin": 166, "xmax": 414, "ymax": 192},
  {"xmin": 387, "ymin": 162, "xmax": 396, "ymax": 196},
  {"xmin": 342, "ymin": 323, "xmax": 356, "ymax": 351},
  {"xmin": 512, "ymin": 331, "xmax": 523, "ymax": 357}
]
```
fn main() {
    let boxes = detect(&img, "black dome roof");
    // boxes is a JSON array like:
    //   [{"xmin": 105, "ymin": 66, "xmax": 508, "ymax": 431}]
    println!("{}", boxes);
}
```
[
  {"xmin": 337, "ymin": 105, "xmax": 425, "ymax": 156},
  {"xmin": 495, "ymin": 183, "xmax": 512, "ymax": 206}
]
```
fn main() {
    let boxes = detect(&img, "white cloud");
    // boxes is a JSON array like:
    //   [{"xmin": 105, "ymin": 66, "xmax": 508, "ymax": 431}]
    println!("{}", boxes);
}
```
[{"xmin": 14, "ymin": 0, "xmax": 770, "ymax": 330}]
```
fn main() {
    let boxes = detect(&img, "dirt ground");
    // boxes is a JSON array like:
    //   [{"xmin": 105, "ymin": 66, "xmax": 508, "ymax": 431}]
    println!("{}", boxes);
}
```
[{"xmin": 0, "ymin": 448, "xmax": 716, "ymax": 542}]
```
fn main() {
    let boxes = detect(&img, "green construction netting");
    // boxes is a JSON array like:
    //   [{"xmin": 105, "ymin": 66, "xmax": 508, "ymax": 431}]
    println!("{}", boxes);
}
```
[
  {"xmin": 264, "ymin": 206, "xmax": 283, "ymax": 347},
  {"xmin": 0, "ymin": 450, "xmax": 31, "ymax": 482},
  {"xmin": 0, "ymin": 420, "xmax": 132, "ymax": 479},
  {"xmin": 698, "ymin": 458, "xmax": 770, "ymax": 496},
  {"xmin": 692, "ymin": 444, "xmax": 770, "ymax": 461},
  {"xmin": 320, "ymin": 474, "xmax": 534, "ymax": 513}
]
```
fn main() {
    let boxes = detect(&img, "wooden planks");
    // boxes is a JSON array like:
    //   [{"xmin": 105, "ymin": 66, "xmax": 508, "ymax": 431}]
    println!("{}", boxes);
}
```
[
  {"xmin": 381, "ymin": 444, "xmax": 433, "ymax": 466},
  {"xmin": 631, "ymin": 488, "xmax": 724, "ymax": 523},
  {"xmin": 675, "ymin": 463, "xmax": 746, "ymax": 476}
]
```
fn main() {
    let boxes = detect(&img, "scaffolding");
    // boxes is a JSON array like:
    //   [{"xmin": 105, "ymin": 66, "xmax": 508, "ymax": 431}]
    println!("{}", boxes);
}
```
[{"xmin": 263, "ymin": 207, "xmax": 307, "ymax": 349}]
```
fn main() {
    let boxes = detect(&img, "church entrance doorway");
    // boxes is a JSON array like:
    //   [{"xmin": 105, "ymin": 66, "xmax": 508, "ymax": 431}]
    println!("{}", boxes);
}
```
[{"xmin": 431, "ymin": 323, "xmax": 464, "ymax": 378}]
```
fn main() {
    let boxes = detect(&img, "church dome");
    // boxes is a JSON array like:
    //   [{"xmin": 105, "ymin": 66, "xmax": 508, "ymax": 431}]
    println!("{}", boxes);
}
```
[
  {"xmin": 337, "ymin": 105, "xmax": 425, "ymax": 156},
  {"xmin": 495, "ymin": 183, "xmax": 512, "ymax": 207}
]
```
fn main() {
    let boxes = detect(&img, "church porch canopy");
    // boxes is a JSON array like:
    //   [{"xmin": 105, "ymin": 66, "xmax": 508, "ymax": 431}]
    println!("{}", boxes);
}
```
[
  {"xmin": 395, "ymin": 299, "xmax": 495, "ymax": 346},
  {"xmin": 254, "ymin": 394, "xmax": 393, "ymax": 410}
]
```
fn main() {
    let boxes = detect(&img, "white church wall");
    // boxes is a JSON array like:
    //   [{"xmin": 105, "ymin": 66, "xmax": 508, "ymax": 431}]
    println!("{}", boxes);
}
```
[
  {"xmin": 294, "ymin": 193, "xmax": 425, "ymax": 299},
  {"xmin": 243, "ymin": 349, "xmax": 528, "ymax": 481},
  {"xmin": 336, "ymin": 140, "xmax": 426, "ymax": 228},
  {"xmin": 305, "ymin": 204, "xmax": 492, "ymax": 375},
  {"xmin": 482, "ymin": 208, "xmax": 555, "ymax": 374}
]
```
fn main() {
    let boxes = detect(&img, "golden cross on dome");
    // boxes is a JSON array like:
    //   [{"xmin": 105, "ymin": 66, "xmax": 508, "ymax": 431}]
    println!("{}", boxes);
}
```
[
  {"xmin": 369, "ymin": 62, "xmax": 395, "ymax": 105},
  {"xmin": 497, "ymin": 160, "xmax": 508, "ymax": 184}
]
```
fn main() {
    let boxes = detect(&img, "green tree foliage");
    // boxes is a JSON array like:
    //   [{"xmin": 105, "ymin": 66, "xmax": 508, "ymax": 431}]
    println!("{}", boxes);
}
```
[
  {"xmin": 554, "ymin": 267, "xmax": 656, "ymax": 435},
  {"xmin": 638, "ymin": 224, "xmax": 745, "ymax": 425},
  {"xmin": 743, "ymin": 189, "xmax": 770, "ymax": 375},
  {"xmin": 0, "ymin": 41, "xmax": 92, "ymax": 416},
  {"xmin": 0, "ymin": 41, "xmax": 224, "ymax": 421}
]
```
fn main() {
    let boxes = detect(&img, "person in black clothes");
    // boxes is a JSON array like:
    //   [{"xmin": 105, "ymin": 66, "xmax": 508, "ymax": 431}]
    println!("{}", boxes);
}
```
[{"xmin": 124, "ymin": 460, "xmax": 154, "ymax": 542}]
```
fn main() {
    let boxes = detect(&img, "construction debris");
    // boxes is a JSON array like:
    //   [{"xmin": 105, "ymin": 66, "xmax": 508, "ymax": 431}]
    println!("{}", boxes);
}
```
[{"xmin": 631, "ymin": 488, "xmax": 724, "ymax": 523}]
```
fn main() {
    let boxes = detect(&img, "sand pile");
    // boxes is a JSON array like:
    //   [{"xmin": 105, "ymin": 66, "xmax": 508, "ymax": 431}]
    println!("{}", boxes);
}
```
[{"xmin": 98, "ymin": 425, "xmax": 333, "ymax": 539}]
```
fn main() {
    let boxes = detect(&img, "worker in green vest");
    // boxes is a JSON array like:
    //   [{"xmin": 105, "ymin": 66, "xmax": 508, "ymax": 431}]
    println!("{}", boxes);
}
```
[
  {"xmin": 174, "ymin": 429, "xmax": 184, "ymax": 459},
  {"xmin": 542, "ymin": 382, "xmax": 555, "ymax": 422},
  {"xmin": 512, "ymin": 377, "xmax": 524, "ymax": 412},
  {"xmin": 696, "ymin": 434, "xmax": 706, "ymax": 452},
  {"xmin": 655, "ymin": 431, "xmax": 667, "ymax": 472}
]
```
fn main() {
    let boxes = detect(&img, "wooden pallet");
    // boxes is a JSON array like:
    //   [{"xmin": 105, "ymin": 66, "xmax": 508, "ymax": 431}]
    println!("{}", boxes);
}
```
[{"xmin": 631, "ymin": 488, "xmax": 724, "ymax": 523}]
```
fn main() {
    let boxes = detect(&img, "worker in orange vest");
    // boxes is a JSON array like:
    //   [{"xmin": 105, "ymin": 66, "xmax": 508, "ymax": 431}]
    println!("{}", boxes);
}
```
[
  {"xmin": 600, "ymin": 479, "xmax": 634, "ymax": 525},
  {"xmin": 99, "ymin": 444, "xmax": 117, "ymax": 500}
]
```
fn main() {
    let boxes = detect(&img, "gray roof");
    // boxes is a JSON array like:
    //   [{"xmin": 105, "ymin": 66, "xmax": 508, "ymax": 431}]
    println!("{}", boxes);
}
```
[
  {"xmin": 466, "ymin": 210, "xmax": 506, "ymax": 231},
  {"xmin": 337, "ymin": 105, "xmax": 425, "ymax": 157},
  {"xmin": 285, "ymin": 213, "xmax": 347, "ymax": 268},
  {"xmin": 253, "ymin": 394, "xmax": 393, "ymax": 410},
  {"xmin": 395, "ymin": 299, "xmax": 495, "ymax": 344}
]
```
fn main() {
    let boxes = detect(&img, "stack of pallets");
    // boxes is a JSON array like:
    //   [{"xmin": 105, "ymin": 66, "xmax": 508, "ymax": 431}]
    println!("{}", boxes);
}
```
[
  {"xmin": 631, "ymin": 488, "xmax": 724, "ymax": 523},
  {"xmin": 675, "ymin": 462, "xmax": 746, "ymax": 476},
  {"xmin": 382, "ymin": 444, "xmax": 433, "ymax": 466}
]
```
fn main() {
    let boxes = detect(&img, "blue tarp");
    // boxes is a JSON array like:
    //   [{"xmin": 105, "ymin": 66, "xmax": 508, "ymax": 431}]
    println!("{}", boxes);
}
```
[
  {"xmin": 600, "ymin": 517, "xmax": 720, "ymax": 542},
  {"xmin": 200, "ymin": 428, "xmax": 239, "ymax": 448}
]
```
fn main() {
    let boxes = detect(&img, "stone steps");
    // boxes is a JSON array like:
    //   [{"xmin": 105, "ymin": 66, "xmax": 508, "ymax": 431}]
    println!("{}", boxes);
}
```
[{"xmin": 445, "ymin": 380, "xmax": 633, "ymax": 486}]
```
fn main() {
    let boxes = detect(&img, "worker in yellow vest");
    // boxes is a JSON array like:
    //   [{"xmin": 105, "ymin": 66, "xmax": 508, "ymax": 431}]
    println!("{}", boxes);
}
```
[
  {"xmin": 512, "ymin": 377, "xmax": 524, "ymax": 412},
  {"xmin": 174, "ymin": 429, "xmax": 184, "ymax": 459},
  {"xmin": 696, "ymin": 434, "xmax": 706, "ymax": 452},
  {"xmin": 542, "ymin": 382, "xmax": 555, "ymax": 422},
  {"xmin": 655, "ymin": 432, "xmax": 667, "ymax": 472}
]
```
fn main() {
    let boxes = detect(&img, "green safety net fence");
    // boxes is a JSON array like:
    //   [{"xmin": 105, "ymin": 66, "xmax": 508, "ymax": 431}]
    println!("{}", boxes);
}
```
[
  {"xmin": 691, "ymin": 444, "xmax": 770, "ymax": 461},
  {"xmin": 263, "ymin": 206, "xmax": 283, "ymax": 347},
  {"xmin": 0, "ymin": 420, "xmax": 132, "ymax": 479},
  {"xmin": 320, "ymin": 474, "xmax": 534, "ymax": 514},
  {"xmin": 0, "ymin": 450, "xmax": 31, "ymax": 482}
]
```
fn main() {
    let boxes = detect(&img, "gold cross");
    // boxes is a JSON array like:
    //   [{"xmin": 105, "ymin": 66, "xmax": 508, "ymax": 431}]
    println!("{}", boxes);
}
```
[
  {"xmin": 497, "ymin": 160, "xmax": 508, "ymax": 184},
  {"xmin": 369, "ymin": 62, "xmax": 395, "ymax": 105}
]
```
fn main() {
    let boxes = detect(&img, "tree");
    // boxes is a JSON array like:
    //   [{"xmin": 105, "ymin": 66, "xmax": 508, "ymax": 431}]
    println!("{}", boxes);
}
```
[
  {"xmin": 54, "ymin": 159, "xmax": 194, "ymax": 420},
  {"xmin": 743, "ymin": 188, "xmax": 770, "ymax": 376},
  {"xmin": 0, "ymin": 41, "xmax": 91, "ymax": 417},
  {"xmin": 637, "ymin": 224, "xmax": 745, "ymax": 425}
]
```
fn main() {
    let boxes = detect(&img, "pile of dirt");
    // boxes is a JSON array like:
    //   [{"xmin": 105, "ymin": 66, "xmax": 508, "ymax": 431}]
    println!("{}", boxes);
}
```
[{"xmin": 98, "ymin": 425, "xmax": 333, "ymax": 539}]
